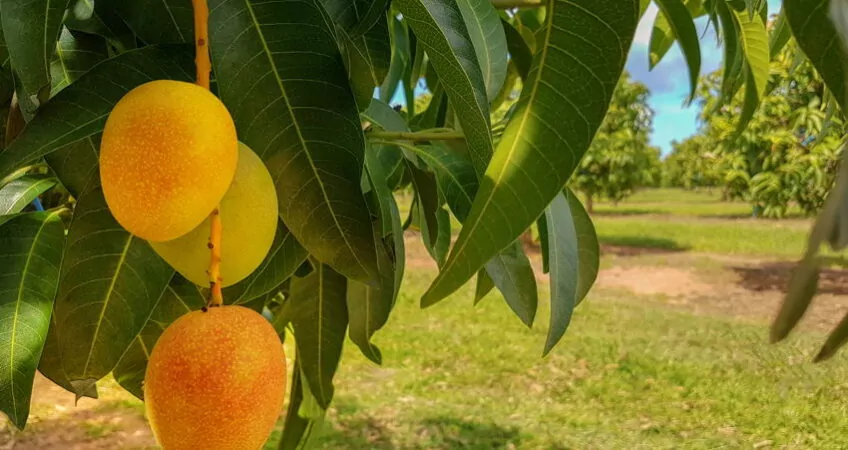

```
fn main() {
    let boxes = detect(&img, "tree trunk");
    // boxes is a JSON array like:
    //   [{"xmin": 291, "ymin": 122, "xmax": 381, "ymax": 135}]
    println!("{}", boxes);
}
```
[{"xmin": 585, "ymin": 193, "xmax": 594, "ymax": 214}]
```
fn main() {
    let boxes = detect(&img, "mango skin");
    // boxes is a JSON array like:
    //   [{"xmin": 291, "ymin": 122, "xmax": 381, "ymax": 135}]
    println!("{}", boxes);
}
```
[
  {"xmin": 100, "ymin": 80, "xmax": 238, "ymax": 242},
  {"xmin": 144, "ymin": 305, "xmax": 287, "ymax": 450},
  {"xmin": 150, "ymin": 143, "xmax": 278, "ymax": 287}
]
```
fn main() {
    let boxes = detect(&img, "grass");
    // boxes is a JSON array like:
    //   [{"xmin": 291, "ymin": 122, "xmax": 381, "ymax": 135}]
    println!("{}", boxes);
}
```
[
  {"xmin": 262, "ymin": 269, "xmax": 848, "ymax": 449},
  {"xmin": 11, "ymin": 187, "xmax": 847, "ymax": 449},
  {"xmin": 591, "ymin": 188, "xmax": 807, "ymax": 219},
  {"xmin": 593, "ymin": 216, "xmax": 810, "ymax": 258}
]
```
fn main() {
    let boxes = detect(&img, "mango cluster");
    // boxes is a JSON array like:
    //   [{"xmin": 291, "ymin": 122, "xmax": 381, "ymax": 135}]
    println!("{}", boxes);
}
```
[
  {"xmin": 99, "ymin": 80, "xmax": 277, "ymax": 287},
  {"xmin": 99, "ymin": 80, "xmax": 287, "ymax": 449}
]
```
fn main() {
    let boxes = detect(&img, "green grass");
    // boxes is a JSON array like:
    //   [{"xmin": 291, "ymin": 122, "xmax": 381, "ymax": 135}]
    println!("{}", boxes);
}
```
[
  {"xmin": 263, "ymin": 269, "xmax": 848, "ymax": 449},
  {"xmin": 591, "ymin": 188, "xmax": 806, "ymax": 219},
  {"xmin": 593, "ymin": 216, "xmax": 810, "ymax": 258}
]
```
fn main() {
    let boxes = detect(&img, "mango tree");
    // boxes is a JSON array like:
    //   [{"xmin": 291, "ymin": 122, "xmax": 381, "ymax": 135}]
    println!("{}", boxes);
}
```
[{"xmin": 0, "ymin": 0, "xmax": 846, "ymax": 447}]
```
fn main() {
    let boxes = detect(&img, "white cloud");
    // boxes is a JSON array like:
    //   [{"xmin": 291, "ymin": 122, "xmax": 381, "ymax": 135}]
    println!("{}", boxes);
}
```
[{"xmin": 633, "ymin": 3, "xmax": 659, "ymax": 46}]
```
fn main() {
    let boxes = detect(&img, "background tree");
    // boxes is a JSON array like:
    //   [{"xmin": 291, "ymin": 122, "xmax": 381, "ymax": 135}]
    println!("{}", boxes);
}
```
[
  {"xmin": 569, "ymin": 73, "xmax": 661, "ymax": 212},
  {"xmin": 661, "ymin": 135, "xmax": 721, "ymax": 191},
  {"xmin": 694, "ymin": 42, "xmax": 845, "ymax": 218}
]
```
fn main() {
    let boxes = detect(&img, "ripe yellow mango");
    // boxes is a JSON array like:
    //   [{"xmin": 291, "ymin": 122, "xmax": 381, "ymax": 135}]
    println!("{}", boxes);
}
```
[
  {"xmin": 100, "ymin": 80, "xmax": 238, "ymax": 242},
  {"xmin": 144, "ymin": 305, "xmax": 287, "ymax": 450},
  {"xmin": 150, "ymin": 143, "xmax": 278, "ymax": 287}
]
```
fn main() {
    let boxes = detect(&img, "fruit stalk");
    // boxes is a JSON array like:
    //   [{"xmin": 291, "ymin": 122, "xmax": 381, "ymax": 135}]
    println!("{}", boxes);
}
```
[
  {"xmin": 192, "ymin": 0, "xmax": 223, "ymax": 306},
  {"xmin": 192, "ymin": 0, "xmax": 211, "ymax": 90}
]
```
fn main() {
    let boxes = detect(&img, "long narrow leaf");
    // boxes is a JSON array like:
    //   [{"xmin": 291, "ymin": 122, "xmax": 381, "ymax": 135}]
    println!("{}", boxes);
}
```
[
  {"xmin": 209, "ymin": 0, "xmax": 380, "ymax": 284},
  {"xmin": 422, "ymin": 0, "xmax": 638, "ymax": 306},
  {"xmin": 0, "ymin": 211, "xmax": 65, "ymax": 429}
]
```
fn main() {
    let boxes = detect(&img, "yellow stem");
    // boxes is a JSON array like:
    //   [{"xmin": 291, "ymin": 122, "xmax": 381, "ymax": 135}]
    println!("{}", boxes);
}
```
[
  {"xmin": 192, "ymin": 0, "xmax": 211, "ymax": 90},
  {"xmin": 192, "ymin": 0, "xmax": 223, "ymax": 306}
]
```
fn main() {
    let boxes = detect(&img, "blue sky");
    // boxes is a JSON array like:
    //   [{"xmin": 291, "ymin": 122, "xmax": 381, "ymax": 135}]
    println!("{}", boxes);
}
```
[{"xmin": 631, "ymin": 0, "xmax": 782, "ymax": 155}]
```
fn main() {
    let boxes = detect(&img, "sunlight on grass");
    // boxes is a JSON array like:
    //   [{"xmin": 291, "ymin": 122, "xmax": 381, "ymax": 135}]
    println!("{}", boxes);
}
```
[
  {"xmin": 591, "ymin": 188, "xmax": 807, "ymax": 219},
  {"xmin": 593, "ymin": 217, "xmax": 810, "ymax": 258},
  {"xmin": 265, "ymin": 268, "xmax": 848, "ymax": 449}
]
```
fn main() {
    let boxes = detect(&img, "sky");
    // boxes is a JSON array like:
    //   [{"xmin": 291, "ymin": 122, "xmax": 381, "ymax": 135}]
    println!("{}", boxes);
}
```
[{"xmin": 630, "ymin": 0, "xmax": 782, "ymax": 155}]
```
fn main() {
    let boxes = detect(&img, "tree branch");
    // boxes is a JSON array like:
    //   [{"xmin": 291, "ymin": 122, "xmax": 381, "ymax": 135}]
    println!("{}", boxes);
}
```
[
  {"xmin": 491, "ymin": 0, "xmax": 544, "ymax": 9},
  {"xmin": 366, "ymin": 130, "xmax": 466, "ymax": 142}
]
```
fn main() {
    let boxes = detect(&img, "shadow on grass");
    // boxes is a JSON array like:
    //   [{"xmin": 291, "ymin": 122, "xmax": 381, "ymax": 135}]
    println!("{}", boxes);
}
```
[
  {"xmin": 731, "ymin": 261, "xmax": 848, "ymax": 295},
  {"xmin": 301, "ymin": 407, "xmax": 525, "ymax": 449},
  {"xmin": 598, "ymin": 235, "xmax": 689, "ymax": 256}
]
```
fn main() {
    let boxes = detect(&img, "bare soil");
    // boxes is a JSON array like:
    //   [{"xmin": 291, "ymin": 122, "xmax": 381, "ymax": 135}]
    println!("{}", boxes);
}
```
[{"xmin": 0, "ymin": 375, "xmax": 154, "ymax": 449}]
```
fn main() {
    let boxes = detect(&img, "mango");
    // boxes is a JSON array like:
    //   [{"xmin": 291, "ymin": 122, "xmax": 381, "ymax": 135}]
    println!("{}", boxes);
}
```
[
  {"xmin": 150, "ymin": 143, "xmax": 278, "ymax": 287},
  {"xmin": 144, "ymin": 305, "xmax": 286, "ymax": 450},
  {"xmin": 100, "ymin": 80, "xmax": 238, "ymax": 242}
]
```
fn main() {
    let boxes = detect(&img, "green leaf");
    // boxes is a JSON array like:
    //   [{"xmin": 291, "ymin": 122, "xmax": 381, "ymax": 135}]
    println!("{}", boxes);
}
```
[
  {"xmin": 364, "ymin": 143, "xmax": 405, "ymax": 302},
  {"xmin": 111, "ymin": 276, "xmax": 204, "ymax": 399},
  {"xmin": 653, "ymin": 0, "xmax": 701, "ymax": 101},
  {"xmin": 815, "ymin": 311, "xmax": 848, "ymax": 362},
  {"xmin": 380, "ymin": 16, "xmax": 410, "ymax": 103},
  {"xmin": 0, "ymin": 175, "xmax": 57, "ymax": 215},
  {"xmin": 732, "ymin": 8, "xmax": 769, "ymax": 131},
  {"xmin": 407, "ymin": 161, "xmax": 441, "ymax": 253},
  {"xmin": 715, "ymin": 0, "xmax": 743, "ymax": 109},
  {"xmin": 541, "ymin": 192, "xmax": 578, "ymax": 356},
  {"xmin": 209, "ymin": 0, "xmax": 380, "ymax": 285},
  {"xmin": 0, "ymin": 45, "xmax": 194, "ymax": 179},
  {"xmin": 290, "ymin": 263, "xmax": 348, "ymax": 410},
  {"xmin": 0, "ymin": 31, "xmax": 15, "ymax": 107},
  {"xmin": 51, "ymin": 28, "xmax": 109, "ymax": 94},
  {"xmin": 648, "ymin": 0, "xmax": 703, "ymax": 70},
  {"xmin": 46, "ymin": 185, "xmax": 174, "ymax": 394},
  {"xmin": 277, "ymin": 360, "xmax": 317, "ymax": 450},
  {"xmin": 502, "ymin": 19, "xmax": 533, "ymax": 80},
  {"xmin": 421, "ymin": 206, "xmax": 451, "ymax": 267},
  {"xmin": 422, "ymin": 0, "xmax": 639, "ymax": 306},
  {"xmin": 65, "ymin": 0, "xmax": 136, "ymax": 49},
  {"xmin": 474, "ymin": 269, "xmax": 494, "ymax": 304},
  {"xmin": 0, "ymin": 0, "xmax": 68, "ymax": 109},
  {"xmin": 770, "ymin": 257, "xmax": 819, "ymax": 343},
  {"xmin": 768, "ymin": 7, "xmax": 791, "ymax": 60},
  {"xmin": 346, "ymin": 268, "xmax": 392, "ymax": 365},
  {"xmin": 350, "ymin": 0, "xmax": 391, "ymax": 37},
  {"xmin": 568, "ymin": 190, "xmax": 599, "ymax": 305},
  {"xmin": 222, "ymin": 220, "xmax": 308, "ymax": 306},
  {"xmin": 457, "ymin": 0, "xmax": 508, "ymax": 101},
  {"xmin": 399, "ymin": 143, "xmax": 537, "ymax": 327},
  {"xmin": 535, "ymin": 219, "xmax": 550, "ymax": 276},
  {"xmin": 44, "ymin": 135, "xmax": 101, "ymax": 199},
  {"xmin": 0, "ymin": 211, "xmax": 65, "ymax": 429},
  {"xmin": 340, "ymin": 15, "xmax": 391, "ymax": 111},
  {"xmin": 785, "ymin": 0, "xmax": 848, "ymax": 111},
  {"xmin": 38, "ymin": 318, "xmax": 98, "ymax": 400},
  {"xmin": 110, "ymin": 0, "xmax": 193, "ymax": 44},
  {"xmin": 394, "ymin": 0, "xmax": 493, "ymax": 177},
  {"xmin": 348, "ymin": 151, "xmax": 403, "ymax": 365},
  {"xmin": 484, "ymin": 242, "xmax": 538, "ymax": 327}
]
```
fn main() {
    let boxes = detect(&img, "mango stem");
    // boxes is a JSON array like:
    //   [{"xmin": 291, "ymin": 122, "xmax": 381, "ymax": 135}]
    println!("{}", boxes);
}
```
[
  {"xmin": 192, "ymin": 0, "xmax": 223, "ymax": 306},
  {"xmin": 192, "ymin": 0, "xmax": 211, "ymax": 90}
]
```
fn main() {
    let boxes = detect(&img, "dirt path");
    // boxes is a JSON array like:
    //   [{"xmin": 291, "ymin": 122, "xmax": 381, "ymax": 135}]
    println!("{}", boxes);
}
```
[
  {"xmin": 0, "ymin": 376, "xmax": 154, "ymax": 449},
  {"xmin": 406, "ymin": 233, "xmax": 848, "ymax": 331}
]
